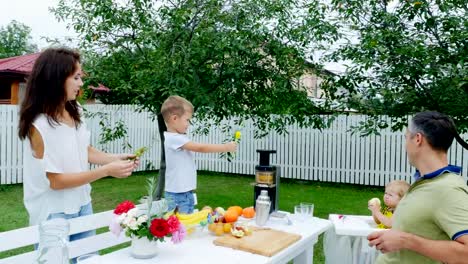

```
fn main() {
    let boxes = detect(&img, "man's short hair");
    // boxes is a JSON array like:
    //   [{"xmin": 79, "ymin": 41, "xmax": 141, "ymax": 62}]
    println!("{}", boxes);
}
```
[
  {"xmin": 160, "ymin": 95, "xmax": 194, "ymax": 122},
  {"xmin": 408, "ymin": 111, "xmax": 456, "ymax": 152}
]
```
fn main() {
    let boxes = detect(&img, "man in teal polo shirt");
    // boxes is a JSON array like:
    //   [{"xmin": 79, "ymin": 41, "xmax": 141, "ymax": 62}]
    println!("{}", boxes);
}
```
[{"xmin": 368, "ymin": 111, "xmax": 468, "ymax": 263}]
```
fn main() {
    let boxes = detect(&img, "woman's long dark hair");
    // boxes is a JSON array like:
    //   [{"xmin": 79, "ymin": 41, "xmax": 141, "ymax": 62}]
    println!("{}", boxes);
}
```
[{"xmin": 18, "ymin": 48, "xmax": 82, "ymax": 140}]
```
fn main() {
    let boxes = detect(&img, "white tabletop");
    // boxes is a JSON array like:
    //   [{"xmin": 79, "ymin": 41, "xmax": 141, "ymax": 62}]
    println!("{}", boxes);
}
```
[
  {"xmin": 328, "ymin": 214, "xmax": 380, "ymax": 237},
  {"xmin": 80, "ymin": 214, "xmax": 332, "ymax": 264}
]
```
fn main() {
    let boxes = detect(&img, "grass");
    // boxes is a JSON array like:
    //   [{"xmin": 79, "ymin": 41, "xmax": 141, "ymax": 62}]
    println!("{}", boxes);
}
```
[{"xmin": 0, "ymin": 170, "xmax": 384, "ymax": 263}]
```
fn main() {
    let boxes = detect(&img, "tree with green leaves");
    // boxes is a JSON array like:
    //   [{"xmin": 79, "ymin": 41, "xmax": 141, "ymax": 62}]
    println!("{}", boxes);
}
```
[
  {"xmin": 52, "ymin": 0, "xmax": 339, "ymax": 137},
  {"xmin": 320, "ymin": 0, "xmax": 468, "ymax": 147},
  {"xmin": 52, "ymin": 0, "xmax": 339, "ymax": 198},
  {"xmin": 0, "ymin": 20, "xmax": 38, "ymax": 58}
]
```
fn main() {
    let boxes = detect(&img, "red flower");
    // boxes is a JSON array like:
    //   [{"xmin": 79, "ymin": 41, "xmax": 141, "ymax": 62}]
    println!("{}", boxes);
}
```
[
  {"xmin": 149, "ymin": 218, "xmax": 170, "ymax": 238},
  {"xmin": 114, "ymin": 200, "xmax": 135, "ymax": 215},
  {"xmin": 166, "ymin": 215, "xmax": 180, "ymax": 233}
]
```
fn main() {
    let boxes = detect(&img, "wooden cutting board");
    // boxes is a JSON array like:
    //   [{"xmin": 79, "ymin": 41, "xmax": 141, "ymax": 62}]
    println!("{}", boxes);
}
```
[{"xmin": 213, "ymin": 227, "xmax": 301, "ymax": 257}]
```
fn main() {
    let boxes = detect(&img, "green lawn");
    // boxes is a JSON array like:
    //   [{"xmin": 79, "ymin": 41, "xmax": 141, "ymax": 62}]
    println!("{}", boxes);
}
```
[{"xmin": 0, "ymin": 171, "xmax": 383, "ymax": 263}]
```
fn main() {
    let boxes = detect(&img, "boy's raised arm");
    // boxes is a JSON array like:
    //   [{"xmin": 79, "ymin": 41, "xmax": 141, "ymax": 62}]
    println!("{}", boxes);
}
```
[{"xmin": 182, "ymin": 141, "xmax": 237, "ymax": 153}]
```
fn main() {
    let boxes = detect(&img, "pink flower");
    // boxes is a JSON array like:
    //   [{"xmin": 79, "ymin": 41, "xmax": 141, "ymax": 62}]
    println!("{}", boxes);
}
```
[
  {"xmin": 171, "ymin": 224, "xmax": 186, "ymax": 244},
  {"xmin": 166, "ymin": 215, "xmax": 180, "ymax": 233},
  {"xmin": 114, "ymin": 200, "xmax": 135, "ymax": 215},
  {"xmin": 109, "ymin": 214, "xmax": 123, "ymax": 236}
]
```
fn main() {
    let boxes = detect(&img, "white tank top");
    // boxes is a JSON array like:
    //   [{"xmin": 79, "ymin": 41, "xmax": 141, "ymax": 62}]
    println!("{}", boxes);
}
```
[{"xmin": 23, "ymin": 113, "xmax": 91, "ymax": 225}]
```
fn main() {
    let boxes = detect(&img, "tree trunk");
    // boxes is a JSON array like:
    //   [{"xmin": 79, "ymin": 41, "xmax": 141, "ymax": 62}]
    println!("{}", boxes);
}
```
[
  {"xmin": 153, "ymin": 113, "xmax": 166, "ymax": 200},
  {"xmin": 454, "ymin": 130, "xmax": 468, "ymax": 150}
]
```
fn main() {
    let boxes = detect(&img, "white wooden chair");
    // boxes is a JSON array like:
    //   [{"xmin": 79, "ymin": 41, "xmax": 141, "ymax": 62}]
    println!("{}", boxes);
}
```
[{"xmin": 0, "ymin": 201, "xmax": 161, "ymax": 263}]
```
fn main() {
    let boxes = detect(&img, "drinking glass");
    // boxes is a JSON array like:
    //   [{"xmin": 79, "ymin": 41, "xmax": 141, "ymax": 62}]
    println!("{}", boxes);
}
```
[
  {"xmin": 300, "ymin": 203, "xmax": 314, "ymax": 218},
  {"xmin": 37, "ymin": 218, "xmax": 69, "ymax": 264},
  {"xmin": 294, "ymin": 205, "xmax": 305, "ymax": 221}
]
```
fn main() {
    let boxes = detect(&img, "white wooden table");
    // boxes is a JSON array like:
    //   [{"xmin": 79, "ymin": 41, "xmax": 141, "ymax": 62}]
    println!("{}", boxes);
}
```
[
  {"xmin": 323, "ymin": 214, "xmax": 382, "ymax": 264},
  {"xmin": 80, "ymin": 214, "xmax": 332, "ymax": 264}
]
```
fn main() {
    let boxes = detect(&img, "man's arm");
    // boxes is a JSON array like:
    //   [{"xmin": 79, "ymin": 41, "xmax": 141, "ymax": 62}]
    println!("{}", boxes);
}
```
[
  {"xmin": 368, "ymin": 230, "xmax": 468, "ymax": 263},
  {"xmin": 406, "ymin": 233, "xmax": 468, "ymax": 263},
  {"xmin": 182, "ymin": 141, "xmax": 237, "ymax": 153}
]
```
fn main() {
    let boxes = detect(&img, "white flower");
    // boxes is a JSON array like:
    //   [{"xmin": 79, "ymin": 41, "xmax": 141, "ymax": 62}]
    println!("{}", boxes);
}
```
[
  {"xmin": 137, "ymin": 215, "xmax": 148, "ymax": 225},
  {"xmin": 128, "ymin": 218, "xmax": 140, "ymax": 230},
  {"xmin": 122, "ymin": 214, "xmax": 136, "ymax": 226},
  {"xmin": 127, "ymin": 208, "xmax": 139, "ymax": 217}
]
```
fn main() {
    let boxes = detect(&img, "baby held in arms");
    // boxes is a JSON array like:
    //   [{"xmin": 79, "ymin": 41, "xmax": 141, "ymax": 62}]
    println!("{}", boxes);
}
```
[{"xmin": 368, "ymin": 180, "xmax": 410, "ymax": 229}]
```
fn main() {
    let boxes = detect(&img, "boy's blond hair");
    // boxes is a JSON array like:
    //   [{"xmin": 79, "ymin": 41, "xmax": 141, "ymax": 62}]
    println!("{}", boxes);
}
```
[
  {"xmin": 160, "ymin": 96, "xmax": 194, "ymax": 122},
  {"xmin": 386, "ymin": 180, "xmax": 410, "ymax": 198}
]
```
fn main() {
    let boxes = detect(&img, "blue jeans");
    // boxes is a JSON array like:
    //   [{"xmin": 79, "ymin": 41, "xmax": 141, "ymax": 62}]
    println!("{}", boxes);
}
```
[
  {"xmin": 165, "ymin": 191, "xmax": 194, "ymax": 214},
  {"xmin": 46, "ymin": 202, "xmax": 97, "ymax": 263}
]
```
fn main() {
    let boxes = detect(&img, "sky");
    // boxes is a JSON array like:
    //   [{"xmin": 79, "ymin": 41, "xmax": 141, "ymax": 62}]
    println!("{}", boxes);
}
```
[{"xmin": 0, "ymin": 0, "xmax": 77, "ymax": 48}]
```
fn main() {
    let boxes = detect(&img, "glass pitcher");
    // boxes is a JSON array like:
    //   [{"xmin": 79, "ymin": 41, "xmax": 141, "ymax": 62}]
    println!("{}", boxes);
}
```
[{"xmin": 36, "ymin": 218, "xmax": 70, "ymax": 264}]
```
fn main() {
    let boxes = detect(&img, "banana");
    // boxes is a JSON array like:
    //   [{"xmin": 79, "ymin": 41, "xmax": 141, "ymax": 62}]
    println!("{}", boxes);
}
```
[
  {"xmin": 176, "ymin": 209, "xmax": 210, "ymax": 226},
  {"xmin": 178, "ymin": 213, "xmax": 208, "ymax": 225},
  {"xmin": 175, "ymin": 209, "xmax": 210, "ymax": 220}
]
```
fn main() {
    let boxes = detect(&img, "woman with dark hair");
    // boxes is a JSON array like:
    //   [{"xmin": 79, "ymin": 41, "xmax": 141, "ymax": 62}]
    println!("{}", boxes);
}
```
[{"xmin": 18, "ymin": 48, "xmax": 138, "ymax": 240}]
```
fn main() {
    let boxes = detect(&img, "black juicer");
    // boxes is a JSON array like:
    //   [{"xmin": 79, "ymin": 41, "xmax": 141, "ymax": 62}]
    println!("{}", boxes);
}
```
[{"xmin": 253, "ymin": 149, "xmax": 279, "ymax": 214}]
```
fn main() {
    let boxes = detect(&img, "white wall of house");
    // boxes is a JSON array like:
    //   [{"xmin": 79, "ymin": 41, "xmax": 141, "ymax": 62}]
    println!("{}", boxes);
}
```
[{"xmin": 299, "ymin": 72, "xmax": 325, "ymax": 98}]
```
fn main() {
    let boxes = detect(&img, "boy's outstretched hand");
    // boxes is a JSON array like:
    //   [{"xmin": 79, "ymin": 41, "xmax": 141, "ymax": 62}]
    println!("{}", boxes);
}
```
[{"xmin": 225, "ymin": 141, "xmax": 237, "ymax": 152}]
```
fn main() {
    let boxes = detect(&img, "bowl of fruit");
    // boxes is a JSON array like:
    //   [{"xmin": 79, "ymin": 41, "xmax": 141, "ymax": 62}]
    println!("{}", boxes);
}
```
[
  {"xmin": 207, "ymin": 205, "xmax": 256, "ymax": 237},
  {"xmin": 207, "ymin": 206, "xmax": 241, "ymax": 235}
]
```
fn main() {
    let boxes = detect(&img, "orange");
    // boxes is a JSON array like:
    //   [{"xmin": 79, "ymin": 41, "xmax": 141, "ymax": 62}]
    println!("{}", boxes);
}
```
[
  {"xmin": 242, "ymin": 207, "xmax": 255, "ymax": 218},
  {"xmin": 227, "ymin": 206, "xmax": 243, "ymax": 216},
  {"xmin": 224, "ymin": 210, "xmax": 239, "ymax": 223}
]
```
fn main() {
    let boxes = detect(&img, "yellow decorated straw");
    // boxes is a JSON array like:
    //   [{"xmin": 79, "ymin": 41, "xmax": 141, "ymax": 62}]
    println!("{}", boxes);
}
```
[
  {"xmin": 129, "ymin": 147, "xmax": 147, "ymax": 160},
  {"xmin": 234, "ymin": 131, "xmax": 241, "ymax": 141}
]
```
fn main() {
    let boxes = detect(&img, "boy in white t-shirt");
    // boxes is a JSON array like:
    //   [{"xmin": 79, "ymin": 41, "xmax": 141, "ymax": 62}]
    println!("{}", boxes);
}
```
[{"xmin": 161, "ymin": 96, "xmax": 237, "ymax": 213}]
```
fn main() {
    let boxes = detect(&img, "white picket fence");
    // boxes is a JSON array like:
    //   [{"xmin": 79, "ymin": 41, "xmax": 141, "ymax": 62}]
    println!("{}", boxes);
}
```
[{"xmin": 1, "ymin": 105, "xmax": 467, "ymax": 186}]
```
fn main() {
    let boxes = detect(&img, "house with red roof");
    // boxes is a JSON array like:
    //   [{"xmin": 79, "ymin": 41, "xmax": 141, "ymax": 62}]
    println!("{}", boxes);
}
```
[
  {"xmin": 0, "ymin": 53, "xmax": 109, "ymax": 104},
  {"xmin": 0, "ymin": 53, "xmax": 39, "ymax": 104}
]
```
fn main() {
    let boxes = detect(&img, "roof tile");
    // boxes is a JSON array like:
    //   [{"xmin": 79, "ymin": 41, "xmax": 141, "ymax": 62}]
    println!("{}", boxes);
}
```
[{"xmin": 0, "ymin": 53, "xmax": 41, "ymax": 74}]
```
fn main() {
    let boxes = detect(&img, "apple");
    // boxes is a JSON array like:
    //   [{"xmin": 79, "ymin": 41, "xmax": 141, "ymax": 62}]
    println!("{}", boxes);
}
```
[
  {"xmin": 202, "ymin": 205, "xmax": 213, "ymax": 213},
  {"xmin": 215, "ymin": 207, "xmax": 225, "ymax": 215},
  {"xmin": 368, "ymin": 197, "xmax": 381, "ymax": 207}
]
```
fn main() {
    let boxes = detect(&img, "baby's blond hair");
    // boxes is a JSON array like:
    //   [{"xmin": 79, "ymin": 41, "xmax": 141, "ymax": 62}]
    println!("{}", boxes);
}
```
[
  {"xmin": 386, "ymin": 180, "xmax": 410, "ymax": 198},
  {"xmin": 160, "ymin": 95, "xmax": 194, "ymax": 122}
]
